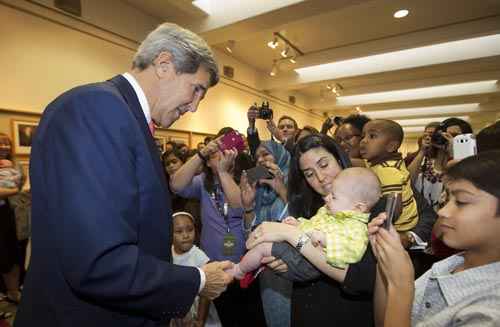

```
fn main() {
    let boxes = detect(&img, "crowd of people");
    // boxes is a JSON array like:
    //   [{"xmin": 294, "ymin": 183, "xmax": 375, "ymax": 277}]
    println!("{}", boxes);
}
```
[{"xmin": 1, "ymin": 22, "xmax": 500, "ymax": 327}]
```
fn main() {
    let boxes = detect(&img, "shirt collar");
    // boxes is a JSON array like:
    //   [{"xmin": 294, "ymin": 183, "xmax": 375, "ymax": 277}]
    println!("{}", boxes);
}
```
[
  {"xmin": 430, "ymin": 254, "xmax": 500, "ymax": 306},
  {"xmin": 122, "ymin": 72, "xmax": 151, "ymax": 124}
]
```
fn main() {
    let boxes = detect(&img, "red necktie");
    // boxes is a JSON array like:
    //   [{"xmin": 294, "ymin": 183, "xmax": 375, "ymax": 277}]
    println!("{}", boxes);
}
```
[{"xmin": 148, "ymin": 120, "xmax": 155, "ymax": 136}]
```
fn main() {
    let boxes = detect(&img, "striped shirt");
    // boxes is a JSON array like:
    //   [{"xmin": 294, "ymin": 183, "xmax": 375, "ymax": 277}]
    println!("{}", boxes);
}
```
[
  {"xmin": 412, "ymin": 254, "xmax": 500, "ymax": 326},
  {"xmin": 370, "ymin": 159, "xmax": 419, "ymax": 231}
]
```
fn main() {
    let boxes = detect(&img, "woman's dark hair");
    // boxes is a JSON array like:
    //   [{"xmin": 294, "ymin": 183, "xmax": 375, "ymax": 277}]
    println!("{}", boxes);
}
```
[
  {"xmin": 340, "ymin": 114, "xmax": 371, "ymax": 134},
  {"xmin": 441, "ymin": 117, "xmax": 473, "ymax": 134},
  {"xmin": 288, "ymin": 133, "xmax": 352, "ymax": 218},
  {"xmin": 233, "ymin": 152, "xmax": 255, "ymax": 184},
  {"xmin": 278, "ymin": 115, "xmax": 298, "ymax": 130},
  {"xmin": 446, "ymin": 150, "xmax": 500, "ymax": 214},
  {"xmin": 0, "ymin": 133, "xmax": 13, "ymax": 161},
  {"xmin": 477, "ymin": 121, "xmax": 500, "ymax": 153},
  {"xmin": 294, "ymin": 125, "xmax": 319, "ymax": 143},
  {"xmin": 203, "ymin": 127, "xmax": 235, "ymax": 194}
]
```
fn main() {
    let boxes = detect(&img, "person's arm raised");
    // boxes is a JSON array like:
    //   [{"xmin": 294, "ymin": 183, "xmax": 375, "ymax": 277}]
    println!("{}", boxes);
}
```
[
  {"xmin": 170, "ymin": 140, "xmax": 218, "ymax": 193},
  {"xmin": 217, "ymin": 149, "xmax": 242, "ymax": 208}
]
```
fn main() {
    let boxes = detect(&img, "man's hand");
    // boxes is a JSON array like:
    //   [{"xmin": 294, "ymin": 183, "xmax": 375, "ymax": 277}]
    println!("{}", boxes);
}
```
[
  {"xmin": 200, "ymin": 261, "xmax": 234, "ymax": 300},
  {"xmin": 247, "ymin": 106, "xmax": 258, "ymax": 127},
  {"xmin": 283, "ymin": 216, "xmax": 299, "ymax": 226}
]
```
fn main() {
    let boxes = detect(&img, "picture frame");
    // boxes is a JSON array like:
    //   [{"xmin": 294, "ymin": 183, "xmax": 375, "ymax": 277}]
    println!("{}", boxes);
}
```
[{"xmin": 11, "ymin": 119, "xmax": 39, "ymax": 155}]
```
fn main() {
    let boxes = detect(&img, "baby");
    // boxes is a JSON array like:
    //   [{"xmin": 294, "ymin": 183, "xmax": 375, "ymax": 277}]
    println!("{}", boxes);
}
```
[
  {"xmin": 0, "ymin": 159, "xmax": 22, "ymax": 189},
  {"xmin": 231, "ymin": 167, "xmax": 381, "ymax": 282}
]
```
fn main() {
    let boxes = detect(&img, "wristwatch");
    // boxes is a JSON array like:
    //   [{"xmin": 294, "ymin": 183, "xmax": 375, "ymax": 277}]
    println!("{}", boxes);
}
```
[{"xmin": 295, "ymin": 233, "xmax": 311, "ymax": 252}]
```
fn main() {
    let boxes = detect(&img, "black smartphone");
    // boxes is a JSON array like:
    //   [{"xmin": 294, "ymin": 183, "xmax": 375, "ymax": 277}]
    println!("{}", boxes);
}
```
[
  {"xmin": 383, "ymin": 192, "xmax": 402, "ymax": 230},
  {"xmin": 246, "ymin": 166, "xmax": 273, "ymax": 184}
]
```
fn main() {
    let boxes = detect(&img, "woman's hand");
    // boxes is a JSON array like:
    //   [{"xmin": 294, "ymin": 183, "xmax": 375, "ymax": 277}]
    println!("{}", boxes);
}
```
[
  {"xmin": 246, "ymin": 221, "xmax": 300, "ymax": 249},
  {"xmin": 261, "ymin": 256, "xmax": 288, "ymax": 273},
  {"xmin": 240, "ymin": 171, "xmax": 257, "ymax": 210},
  {"xmin": 217, "ymin": 149, "xmax": 237, "ymax": 174},
  {"xmin": 200, "ymin": 138, "xmax": 221, "ymax": 159},
  {"xmin": 370, "ymin": 220, "xmax": 415, "ymax": 291},
  {"xmin": 258, "ymin": 162, "xmax": 287, "ymax": 201}
]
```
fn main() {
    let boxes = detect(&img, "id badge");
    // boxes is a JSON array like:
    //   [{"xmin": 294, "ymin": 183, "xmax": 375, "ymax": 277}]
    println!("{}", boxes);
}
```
[{"xmin": 222, "ymin": 233, "xmax": 236, "ymax": 256}]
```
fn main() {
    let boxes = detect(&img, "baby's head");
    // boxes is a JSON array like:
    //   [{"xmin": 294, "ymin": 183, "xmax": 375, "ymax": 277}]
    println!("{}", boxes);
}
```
[
  {"xmin": 325, "ymin": 167, "xmax": 381, "ymax": 214},
  {"xmin": 172, "ymin": 212, "xmax": 196, "ymax": 254},
  {"xmin": 360, "ymin": 119, "xmax": 404, "ymax": 163}
]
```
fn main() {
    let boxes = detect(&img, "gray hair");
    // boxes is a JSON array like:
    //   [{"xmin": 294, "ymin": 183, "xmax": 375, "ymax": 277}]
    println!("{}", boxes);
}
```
[{"xmin": 132, "ymin": 23, "xmax": 219, "ymax": 87}]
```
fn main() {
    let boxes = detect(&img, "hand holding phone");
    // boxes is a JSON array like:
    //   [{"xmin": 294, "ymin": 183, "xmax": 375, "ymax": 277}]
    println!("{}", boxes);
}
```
[
  {"xmin": 219, "ymin": 131, "xmax": 246, "ymax": 153},
  {"xmin": 246, "ymin": 165, "xmax": 273, "ymax": 184},
  {"xmin": 383, "ymin": 192, "xmax": 402, "ymax": 230}
]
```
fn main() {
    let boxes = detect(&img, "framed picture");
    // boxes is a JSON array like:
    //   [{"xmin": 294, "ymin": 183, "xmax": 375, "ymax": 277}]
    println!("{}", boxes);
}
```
[
  {"xmin": 154, "ymin": 136, "xmax": 166, "ymax": 154},
  {"xmin": 11, "ymin": 120, "xmax": 38, "ymax": 155}
]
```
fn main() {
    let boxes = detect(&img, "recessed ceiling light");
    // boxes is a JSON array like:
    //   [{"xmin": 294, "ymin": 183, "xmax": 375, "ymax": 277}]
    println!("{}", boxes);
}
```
[
  {"xmin": 295, "ymin": 34, "xmax": 500, "ymax": 82},
  {"xmin": 270, "ymin": 61, "xmax": 278, "ymax": 76},
  {"xmin": 364, "ymin": 103, "xmax": 480, "ymax": 119},
  {"xmin": 336, "ymin": 80, "xmax": 498, "ymax": 106},
  {"xmin": 393, "ymin": 9, "xmax": 409, "ymax": 18},
  {"xmin": 225, "ymin": 40, "xmax": 235, "ymax": 53}
]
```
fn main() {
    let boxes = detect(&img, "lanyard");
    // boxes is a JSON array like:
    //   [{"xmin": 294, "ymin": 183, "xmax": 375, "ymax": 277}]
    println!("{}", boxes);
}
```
[{"xmin": 211, "ymin": 186, "xmax": 230, "ymax": 233}]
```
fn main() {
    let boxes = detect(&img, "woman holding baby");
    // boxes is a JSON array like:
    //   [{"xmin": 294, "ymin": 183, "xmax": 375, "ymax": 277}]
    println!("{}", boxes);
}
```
[{"xmin": 247, "ymin": 133, "xmax": 382, "ymax": 326}]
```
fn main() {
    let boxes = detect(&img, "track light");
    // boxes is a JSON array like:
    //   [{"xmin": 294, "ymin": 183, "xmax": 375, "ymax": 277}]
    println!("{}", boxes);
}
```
[
  {"xmin": 225, "ymin": 40, "xmax": 235, "ymax": 53},
  {"xmin": 289, "ymin": 56, "xmax": 297, "ymax": 64},
  {"xmin": 281, "ymin": 47, "xmax": 290, "ymax": 58},
  {"xmin": 267, "ymin": 38, "xmax": 279, "ymax": 49}
]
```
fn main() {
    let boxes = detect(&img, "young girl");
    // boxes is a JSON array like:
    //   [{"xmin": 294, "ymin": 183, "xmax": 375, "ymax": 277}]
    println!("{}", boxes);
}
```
[
  {"xmin": 170, "ymin": 212, "xmax": 221, "ymax": 327},
  {"xmin": 369, "ymin": 150, "xmax": 500, "ymax": 326}
]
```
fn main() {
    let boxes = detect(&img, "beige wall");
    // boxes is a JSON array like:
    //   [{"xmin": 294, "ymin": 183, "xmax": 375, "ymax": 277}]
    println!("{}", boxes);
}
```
[{"xmin": 0, "ymin": 1, "xmax": 322, "ymax": 142}]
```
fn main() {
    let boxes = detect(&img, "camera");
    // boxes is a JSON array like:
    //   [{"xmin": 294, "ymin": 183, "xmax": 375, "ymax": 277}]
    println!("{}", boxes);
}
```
[
  {"xmin": 254, "ymin": 101, "xmax": 273, "ymax": 120},
  {"xmin": 431, "ymin": 123, "xmax": 448, "ymax": 146}
]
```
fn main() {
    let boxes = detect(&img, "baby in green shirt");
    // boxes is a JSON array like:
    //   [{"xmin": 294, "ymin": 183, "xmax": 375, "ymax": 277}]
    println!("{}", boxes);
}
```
[{"xmin": 230, "ymin": 167, "xmax": 381, "ymax": 282}]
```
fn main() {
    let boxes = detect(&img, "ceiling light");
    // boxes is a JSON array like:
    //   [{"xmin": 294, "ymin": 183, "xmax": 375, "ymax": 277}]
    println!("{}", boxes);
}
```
[
  {"xmin": 336, "ymin": 80, "xmax": 498, "ymax": 106},
  {"xmin": 295, "ymin": 34, "xmax": 500, "ymax": 82},
  {"xmin": 326, "ymin": 85, "xmax": 332, "ymax": 90},
  {"xmin": 393, "ymin": 9, "xmax": 409, "ymax": 18},
  {"xmin": 281, "ymin": 47, "xmax": 290, "ymax": 58},
  {"xmin": 395, "ymin": 116, "xmax": 469, "ymax": 126},
  {"xmin": 289, "ymin": 57, "xmax": 297, "ymax": 64},
  {"xmin": 364, "ymin": 103, "xmax": 480, "ymax": 119},
  {"xmin": 225, "ymin": 40, "xmax": 235, "ymax": 53},
  {"xmin": 355, "ymin": 106, "xmax": 362, "ymax": 113},
  {"xmin": 267, "ymin": 38, "xmax": 279, "ymax": 49},
  {"xmin": 270, "ymin": 61, "xmax": 278, "ymax": 76}
]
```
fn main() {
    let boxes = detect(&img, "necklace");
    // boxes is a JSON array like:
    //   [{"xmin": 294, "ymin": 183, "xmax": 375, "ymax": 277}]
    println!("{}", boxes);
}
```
[{"xmin": 422, "ymin": 157, "xmax": 443, "ymax": 184}]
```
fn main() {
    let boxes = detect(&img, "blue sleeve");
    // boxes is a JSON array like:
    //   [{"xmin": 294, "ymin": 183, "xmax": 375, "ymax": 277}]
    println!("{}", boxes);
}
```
[
  {"xmin": 40, "ymin": 88, "xmax": 199, "ymax": 320},
  {"xmin": 176, "ymin": 174, "xmax": 203, "ymax": 200}
]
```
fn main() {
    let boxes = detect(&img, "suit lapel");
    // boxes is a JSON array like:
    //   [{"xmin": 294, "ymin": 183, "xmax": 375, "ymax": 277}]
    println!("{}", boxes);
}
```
[{"xmin": 108, "ymin": 75, "xmax": 168, "ymax": 191}]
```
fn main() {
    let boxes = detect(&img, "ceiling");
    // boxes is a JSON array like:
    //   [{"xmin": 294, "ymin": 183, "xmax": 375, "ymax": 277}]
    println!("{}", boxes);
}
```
[{"xmin": 123, "ymin": 0, "xmax": 500, "ymax": 132}]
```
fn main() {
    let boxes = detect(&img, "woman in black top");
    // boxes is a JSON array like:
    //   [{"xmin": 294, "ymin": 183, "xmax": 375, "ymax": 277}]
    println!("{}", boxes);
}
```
[{"xmin": 248, "ymin": 134, "xmax": 378, "ymax": 326}]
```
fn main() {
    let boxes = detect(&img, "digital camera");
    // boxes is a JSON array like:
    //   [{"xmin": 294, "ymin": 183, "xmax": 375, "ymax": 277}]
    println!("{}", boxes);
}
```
[{"xmin": 254, "ymin": 101, "xmax": 273, "ymax": 120}]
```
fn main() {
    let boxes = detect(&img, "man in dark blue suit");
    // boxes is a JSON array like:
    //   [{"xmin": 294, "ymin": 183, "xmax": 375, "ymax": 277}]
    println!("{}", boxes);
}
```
[{"xmin": 15, "ymin": 23, "xmax": 233, "ymax": 326}]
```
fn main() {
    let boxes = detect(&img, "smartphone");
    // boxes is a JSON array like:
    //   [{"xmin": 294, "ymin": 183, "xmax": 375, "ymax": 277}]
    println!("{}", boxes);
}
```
[
  {"xmin": 453, "ymin": 133, "xmax": 477, "ymax": 161},
  {"xmin": 246, "ymin": 165, "xmax": 273, "ymax": 184},
  {"xmin": 383, "ymin": 192, "xmax": 402, "ymax": 230},
  {"xmin": 219, "ymin": 130, "xmax": 245, "ymax": 153}
]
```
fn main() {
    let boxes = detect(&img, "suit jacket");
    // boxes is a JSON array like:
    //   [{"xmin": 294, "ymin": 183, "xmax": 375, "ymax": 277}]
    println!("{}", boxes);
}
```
[{"xmin": 15, "ymin": 75, "xmax": 200, "ymax": 326}]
